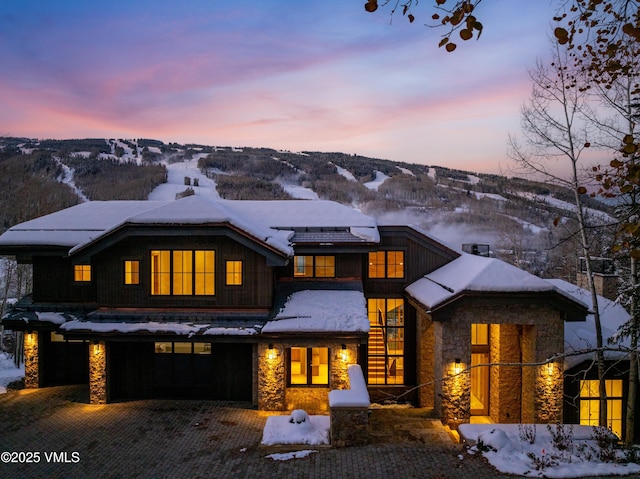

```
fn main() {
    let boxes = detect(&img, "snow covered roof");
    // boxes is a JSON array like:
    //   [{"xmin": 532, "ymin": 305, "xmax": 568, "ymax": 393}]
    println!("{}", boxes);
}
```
[
  {"xmin": 548, "ymin": 278, "xmax": 631, "ymax": 369},
  {"xmin": 405, "ymin": 253, "xmax": 587, "ymax": 312},
  {"xmin": 262, "ymin": 290, "xmax": 369, "ymax": 334},
  {"xmin": 0, "ymin": 195, "xmax": 380, "ymax": 257},
  {"xmin": 0, "ymin": 201, "xmax": 165, "ymax": 248}
]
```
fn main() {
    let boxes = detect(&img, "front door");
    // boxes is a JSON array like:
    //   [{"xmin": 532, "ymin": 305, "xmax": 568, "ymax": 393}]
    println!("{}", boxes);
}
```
[{"xmin": 470, "ymin": 324, "xmax": 490, "ymax": 416}]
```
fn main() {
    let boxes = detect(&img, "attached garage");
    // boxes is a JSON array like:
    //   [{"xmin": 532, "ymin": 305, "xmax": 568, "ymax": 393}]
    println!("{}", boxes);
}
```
[{"xmin": 109, "ymin": 340, "xmax": 253, "ymax": 401}]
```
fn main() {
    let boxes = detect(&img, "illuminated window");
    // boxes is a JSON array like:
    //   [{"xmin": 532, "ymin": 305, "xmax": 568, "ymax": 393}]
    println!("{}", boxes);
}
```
[
  {"xmin": 151, "ymin": 250, "xmax": 214, "ymax": 296},
  {"xmin": 367, "ymin": 298, "xmax": 404, "ymax": 385},
  {"xmin": 289, "ymin": 347, "xmax": 329, "ymax": 386},
  {"xmin": 226, "ymin": 260, "xmax": 243, "ymax": 285},
  {"xmin": 580, "ymin": 379, "xmax": 624, "ymax": 439},
  {"xmin": 124, "ymin": 260, "xmax": 140, "ymax": 285},
  {"xmin": 74, "ymin": 264, "xmax": 91, "ymax": 282},
  {"xmin": 368, "ymin": 251, "xmax": 404, "ymax": 279},
  {"xmin": 154, "ymin": 342, "xmax": 211, "ymax": 355},
  {"xmin": 293, "ymin": 256, "xmax": 335, "ymax": 278}
]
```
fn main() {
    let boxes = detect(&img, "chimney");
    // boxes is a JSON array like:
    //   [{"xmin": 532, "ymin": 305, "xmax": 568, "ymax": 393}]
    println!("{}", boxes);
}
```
[{"xmin": 576, "ymin": 257, "xmax": 619, "ymax": 301}]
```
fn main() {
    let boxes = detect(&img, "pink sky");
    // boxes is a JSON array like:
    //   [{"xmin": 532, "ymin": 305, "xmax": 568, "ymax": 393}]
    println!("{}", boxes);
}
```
[{"xmin": 0, "ymin": 1, "xmax": 564, "ymax": 174}]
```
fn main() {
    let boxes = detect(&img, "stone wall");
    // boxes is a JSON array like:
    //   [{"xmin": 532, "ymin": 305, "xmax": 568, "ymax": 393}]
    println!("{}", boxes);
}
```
[
  {"xmin": 428, "ymin": 298, "xmax": 565, "ymax": 427},
  {"xmin": 257, "ymin": 341, "xmax": 355, "ymax": 412},
  {"xmin": 330, "ymin": 407, "xmax": 369, "ymax": 447},
  {"xmin": 23, "ymin": 331, "xmax": 40, "ymax": 389},
  {"xmin": 89, "ymin": 341, "xmax": 107, "ymax": 404},
  {"xmin": 416, "ymin": 310, "xmax": 435, "ymax": 408}
]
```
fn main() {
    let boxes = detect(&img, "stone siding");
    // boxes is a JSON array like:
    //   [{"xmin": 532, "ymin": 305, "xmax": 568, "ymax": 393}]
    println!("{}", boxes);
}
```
[
  {"xmin": 89, "ymin": 341, "xmax": 107, "ymax": 404},
  {"xmin": 330, "ymin": 407, "xmax": 369, "ymax": 447},
  {"xmin": 257, "ymin": 342, "xmax": 355, "ymax": 412},
  {"xmin": 23, "ymin": 332, "xmax": 40, "ymax": 389},
  {"xmin": 428, "ymin": 298, "xmax": 565, "ymax": 427}
]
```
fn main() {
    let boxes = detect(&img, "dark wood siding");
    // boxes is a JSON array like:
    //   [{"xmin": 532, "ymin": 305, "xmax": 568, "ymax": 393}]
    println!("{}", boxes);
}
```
[
  {"xmin": 93, "ymin": 235, "xmax": 274, "ymax": 308},
  {"xmin": 33, "ymin": 256, "xmax": 97, "ymax": 303},
  {"xmin": 363, "ymin": 226, "xmax": 458, "ymax": 296},
  {"xmin": 41, "ymin": 334, "xmax": 89, "ymax": 386}
]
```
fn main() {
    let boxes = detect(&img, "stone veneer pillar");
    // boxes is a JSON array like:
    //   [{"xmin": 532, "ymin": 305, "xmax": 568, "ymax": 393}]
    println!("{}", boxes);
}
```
[
  {"xmin": 23, "ymin": 331, "xmax": 40, "ymax": 388},
  {"xmin": 257, "ymin": 344, "xmax": 286, "ymax": 411},
  {"xmin": 89, "ymin": 340, "xmax": 107, "ymax": 404}
]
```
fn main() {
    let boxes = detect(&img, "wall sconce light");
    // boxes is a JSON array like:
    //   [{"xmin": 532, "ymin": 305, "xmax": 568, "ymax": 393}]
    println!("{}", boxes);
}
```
[
  {"xmin": 93, "ymin": 340, "xmax": 102, "ymax": 355},
  {"xmin": 267, "ymin": 343, "xmax": 277, "ymax": 360},
  {"xmin": 546, "ymin": 362, "xmax": 554, "ymax": 376},
  {"xmin": 454, "ymin": 358, "xmax": 462, "ymax": 374},
  {"xmin": 25, "ymin": 331, "xmax": 34, "ymax": 344},
  {"xmin": 340, "ymin": 344, "xmax": 348, "ymax": 362}
]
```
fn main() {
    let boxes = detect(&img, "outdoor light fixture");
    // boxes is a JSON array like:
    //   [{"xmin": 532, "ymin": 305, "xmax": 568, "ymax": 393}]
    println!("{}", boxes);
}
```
[
  {"xmin": 546, "ymin": 362, "xmax": 554, "ymax": 375},
  {"xmin": 267, "ymin": 343, "xmax": 277, "ymax": 360},
  {"xmin": 454, "ymin": 358, "xmax": 462, "ymax": 374},
  {"xmin": 93, "ymin": 341, "xmax": 102, "ymax": 355},
  {"xmin": 340, "ymin": 344, "xmax": 348, "ymax": 362}
]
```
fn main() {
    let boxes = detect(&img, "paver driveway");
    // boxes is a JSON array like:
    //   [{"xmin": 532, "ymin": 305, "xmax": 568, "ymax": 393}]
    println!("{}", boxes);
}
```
[{"xmin": 1, "ymin": 385, "xmax": 636, "ymax": 479}]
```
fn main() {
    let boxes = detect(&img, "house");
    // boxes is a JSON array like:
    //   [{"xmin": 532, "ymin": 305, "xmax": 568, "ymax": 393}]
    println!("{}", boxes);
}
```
[{"xmin": 0, "ymin": 195, "xmax": 589, "ymax": 429}]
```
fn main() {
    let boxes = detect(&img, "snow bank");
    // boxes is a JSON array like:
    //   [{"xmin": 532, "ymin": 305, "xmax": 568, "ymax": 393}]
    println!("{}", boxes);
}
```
[
  {"xmin": 460, "ymin": 424, "xmax": 640, "ymax": 478},
  {"xmin": 328, "ymin": 364, "xmax": 370, "ymax": 408},
  {"xmin": 261, "ymin": 414, "xmax": 330, "ymax": 446}
]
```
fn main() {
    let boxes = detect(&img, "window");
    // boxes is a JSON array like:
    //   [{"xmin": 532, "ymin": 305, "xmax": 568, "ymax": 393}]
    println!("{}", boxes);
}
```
[
  {"xmin": 293, "ymin": 255, "xmax": 335, "ymax": 278},
  {"xmin": 367, "ymin": 298, "xmax": 404, "ymax": 385},
  {"xmin": 150, "ymin": 250, "xmax": 215, "ymax": 296},
  {"xmin": 289, "ymin": 347, "xmax": 329, "ymax": 386},
  {"xmin": 124, "ymin": 260, "xmax": 140, "ymax": 285},
  {"xmin": 226, "ymin": 260, "xmax": 243, "ymax": 285},
  {"xmin": 580, "ymin": 379, "xmax": 623, "ymax": 439},
  {"xmin": 154, "ymin": 342, "xmax": 211, "ymax": 355},
  {"xmin": 74, "ymin": 264, "xmax": 91, "ymax": 282},
  {"xmin": 368, "ymin": 251, "xmax": 404, "ymax": 279}
]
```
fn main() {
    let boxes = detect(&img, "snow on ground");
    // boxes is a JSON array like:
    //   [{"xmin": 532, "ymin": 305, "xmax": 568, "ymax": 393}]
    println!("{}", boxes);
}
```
[
  {"xmin": 0, "ymin": 352, "xmax": 23, "ymax": 394},
  {"xmin": 397, "ymin": 166, "xmax": 415, "ymax": 176},
  {"xmin": 460, "ymin": 423, "xmax": 640, "ymax": 478},
  {"xmin": 148, "ymin": 155, "xmax": 219, "ymax": 201},
  {"xmin": 265, "ymin": 450, "xmax": 319, "ymax": 461},
  {"xmin": 472, "ymin": 191, "xmax": 508, "ymax": 202},
  {"xmin": 261, "ymin": 411, "xmax": 330, "ymax": 446},
  {"xmin": 364, "ymin": 171, "xmax": 390, "ymax": 191},
  {"xmin": 54, "ymin": 157, "xmax": 89, "ymax": 202},
  {"xmin": 514, "ymin": 192, "xmax": 615, "ymax": 224},
  {"xmin": 333, "ymin": 164, "xmax": 357, "ymax": 182},
  {"xmin": 279, "ymin": 183, "xmax": 319, "ymax": 200},
  {"xmin": 427, "ymin": 168, "xmax": 437, "ymax": 181}
]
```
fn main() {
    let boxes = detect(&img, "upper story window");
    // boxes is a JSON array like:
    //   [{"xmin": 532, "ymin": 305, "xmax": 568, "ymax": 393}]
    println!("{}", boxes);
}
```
[
  {"xmin": 73, "ymin": 264, "xmax": 91, "ymax": 282},
  {"xmin": 226, "ymin": 260, "xmax": 243, "ymax": 285},
  {"xmin": 124, "ymin": 260, "xmax": 140, "ymax": 285},
  {"xmin": 293, "ymin": 255, "xmax": 335, "ymax": 278},
  {"xmin": 150, "ymin": 250, "xmax": 215, "ymax": 296},
  {"xmin": 368, "ymin": 251, "xmax": 404, "ymax": 279}
]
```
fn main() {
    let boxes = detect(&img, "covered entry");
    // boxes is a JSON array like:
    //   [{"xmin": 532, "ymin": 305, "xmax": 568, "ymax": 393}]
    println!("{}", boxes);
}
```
[{"xmin": 109, "ymin": 341, "xmax": 253, "ymax": 401}]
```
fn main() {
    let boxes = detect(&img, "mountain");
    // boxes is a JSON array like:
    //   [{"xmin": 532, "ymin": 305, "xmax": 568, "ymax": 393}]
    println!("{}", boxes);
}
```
[{"xmin": 0, "ymin": 136, "xmax": 616, "ymax": 281}]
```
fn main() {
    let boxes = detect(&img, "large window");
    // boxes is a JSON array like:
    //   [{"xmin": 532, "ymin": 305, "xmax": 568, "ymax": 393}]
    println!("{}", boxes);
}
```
[
  {"xmin": 151, "ymin": 250, "xmax": 215, "ymax": 296},
  {"xmin": 368, "ymin": 251, "xmax": 404, "ymax": 279},
  {"xmin": 367, "ymin": 298, "xmax": 404, "ymax": 385},
  {"xmin": 73, "ymin": 264, "xmax": 91, "ymax": 282},
  {"xmin": 580, "ymin": 379, "xmax": 623, "ymax": 439},
  {"xmin": 293, "ymin": 255, "xmax": 335, "ymax": 278},
  {"xmin": 289, "ymin": 347, "xmax": 329, "ymax": 386}
]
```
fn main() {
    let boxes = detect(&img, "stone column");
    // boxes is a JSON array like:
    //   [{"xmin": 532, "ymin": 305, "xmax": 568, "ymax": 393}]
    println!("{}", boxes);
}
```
[
  {"xmin": 257, "ymin": 343, "xmax": 286, "ymax": 411},
  {"xmin": 23, "ymin": 331, "xmax": 40, "ymax": 389},
  {"xmin": 89, "ymin": 340, "xmax": 107, "ymax": 404}
]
